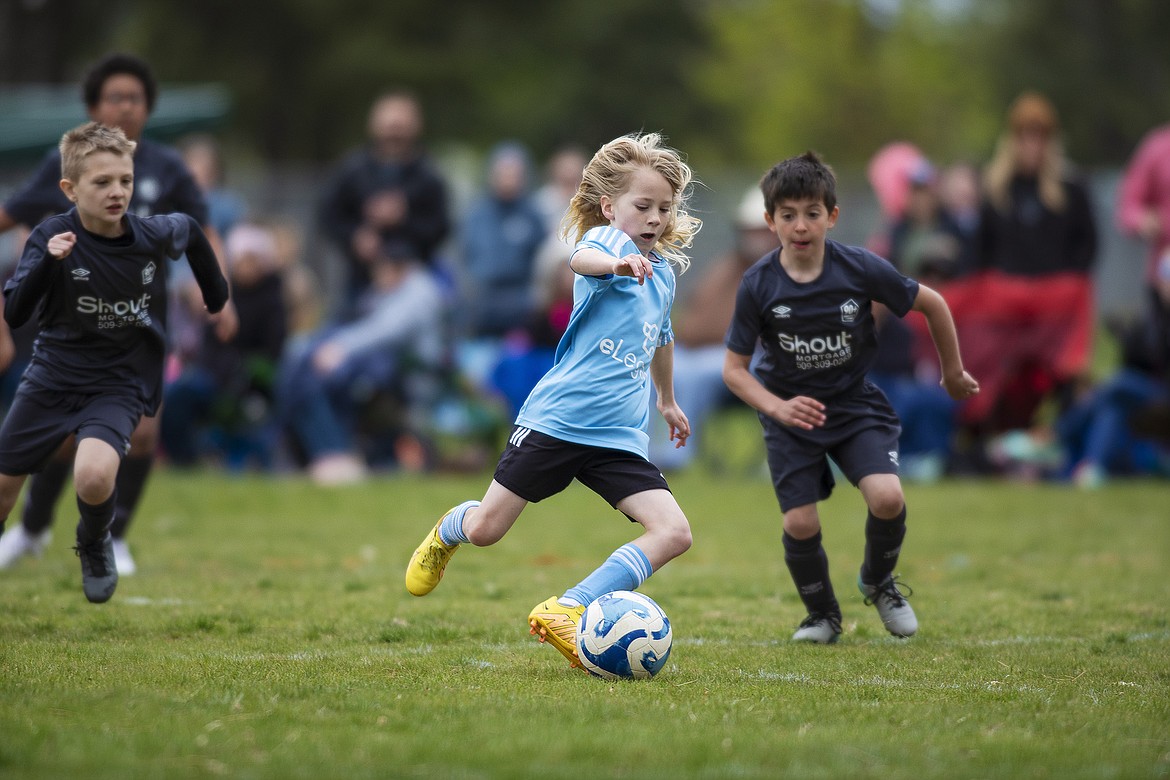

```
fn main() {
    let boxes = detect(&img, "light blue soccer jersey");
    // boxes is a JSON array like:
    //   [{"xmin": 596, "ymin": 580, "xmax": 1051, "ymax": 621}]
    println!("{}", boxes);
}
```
[{"xmin": 515, "ymin": 225, "xmax": 677, "ymax": 457}]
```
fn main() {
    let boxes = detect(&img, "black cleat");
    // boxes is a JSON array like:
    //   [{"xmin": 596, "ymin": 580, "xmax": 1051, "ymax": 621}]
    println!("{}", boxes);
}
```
[{"xmin": 74, "ymin": 527, "xmax": 118, "ymax": 604}]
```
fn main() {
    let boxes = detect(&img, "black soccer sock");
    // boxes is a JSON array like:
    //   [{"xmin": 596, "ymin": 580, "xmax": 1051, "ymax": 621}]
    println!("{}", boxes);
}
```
[
  {"xmin": 110, "ymin": 455, "xmax": 154, "ymax": 540},
  {"xmin": 76, "ymin": 492, "xmax": 117, "ymax": 543},
  {"xmin": 783, "ymin": 531, "xmax": 839, "ymax": 616},
  {"xmin": 861, "ymin": 506, "xmax": 907, "ymax": 585},
  {"xmin": 21, "ymin": 458, "xmax": 72, "ymax": 535}
]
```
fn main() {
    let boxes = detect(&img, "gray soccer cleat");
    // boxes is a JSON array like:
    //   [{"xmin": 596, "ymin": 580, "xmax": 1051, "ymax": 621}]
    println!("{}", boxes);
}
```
[
  {"xmin": 859, "ymin": 575, "xmax": 917, "ymax": 637},
  {"xmin": 792, "ymin": 611, "xmax": 843, "ymax": 644}
]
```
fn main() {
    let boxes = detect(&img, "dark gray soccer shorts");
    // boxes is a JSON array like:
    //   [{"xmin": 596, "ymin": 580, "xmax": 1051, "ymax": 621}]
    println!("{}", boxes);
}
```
[
  {"xmin": 0, "ymin": 384, "xmax": 141, "ymax": 475},
  {"xmin": 760, "ymin": 382, "xmax": 902, "ymax": 513}
]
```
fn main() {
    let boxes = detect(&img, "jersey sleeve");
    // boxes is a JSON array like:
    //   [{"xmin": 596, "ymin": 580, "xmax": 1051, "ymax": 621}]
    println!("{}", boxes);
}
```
[
  {"xmin": 2, "ymin": 222, "xmax": 59, "ymax": 327},
  {"xmin": 867, "ymin": 253, "xmax": 920, "ymax": 317},
  {"xmin": 724, "ymin": 275, "xmax": 763, "ymax": 355},
  {"xmin": 575, "ymin": 225, "xmax": 640, "ymax": 258}
]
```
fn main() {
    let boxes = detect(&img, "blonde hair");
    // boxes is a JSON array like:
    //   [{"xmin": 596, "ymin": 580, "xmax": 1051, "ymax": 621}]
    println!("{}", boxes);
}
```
[
  {"xmin": 561, "ymin": 132, "xmax": 701, "ymax": 272},
  {"xmin": 983, "ymin": 92, "xmax": 1067, "ymax": 213},
  {"xmin": 59, "ymin": 121, "xmax": 136, "ymax": 182}
]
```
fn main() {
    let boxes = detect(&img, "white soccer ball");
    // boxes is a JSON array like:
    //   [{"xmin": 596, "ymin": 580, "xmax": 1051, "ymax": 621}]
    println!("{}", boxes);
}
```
[{"xmin": 576, "ymin": 590, "xmax": 672, "ymax": 680}]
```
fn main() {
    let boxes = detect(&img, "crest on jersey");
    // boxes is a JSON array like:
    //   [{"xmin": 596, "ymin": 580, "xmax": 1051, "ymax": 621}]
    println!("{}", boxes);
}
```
[
  {"xmin": 142, "ymin": 261, "xmax": 156, "ymax": 285},
  {"xmin": 840, "ymin": 299, "xmax": 859, "ymax": 323}
]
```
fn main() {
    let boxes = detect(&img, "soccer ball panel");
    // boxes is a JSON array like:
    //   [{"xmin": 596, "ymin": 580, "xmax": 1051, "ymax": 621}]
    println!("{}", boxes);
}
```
[{"xmin": 576, "ymin": 590, "xmax": 672, "ymax": 680}]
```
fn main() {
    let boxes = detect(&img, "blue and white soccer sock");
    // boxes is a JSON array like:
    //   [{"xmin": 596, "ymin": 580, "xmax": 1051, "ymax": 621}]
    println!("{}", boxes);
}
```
[
  {"xmin": 437, "ymin": 500, "xmax": 479, "ymax": 546},
  {"xmin": 560, "ymin": 542, "xmax": 653, "ymax": 608}
]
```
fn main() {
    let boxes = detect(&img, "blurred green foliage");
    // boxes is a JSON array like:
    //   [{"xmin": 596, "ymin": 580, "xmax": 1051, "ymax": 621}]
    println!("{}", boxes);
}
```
[{"xmin": 2, "ymin": 0, "xmax": 1167, "ymax": 165}]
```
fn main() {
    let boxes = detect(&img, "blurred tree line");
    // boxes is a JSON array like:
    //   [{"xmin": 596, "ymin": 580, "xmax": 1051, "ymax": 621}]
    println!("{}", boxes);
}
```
[{"xmin": 2, "ymin": 0, "xmax": 1167, "ymax": 168}]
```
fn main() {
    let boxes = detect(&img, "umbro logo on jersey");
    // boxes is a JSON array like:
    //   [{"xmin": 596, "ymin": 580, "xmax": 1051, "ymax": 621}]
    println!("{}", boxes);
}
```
[
  {"xmin": 888, "ymin": 450, "xmax": 900, "ymax": 467},
  {"xmin": 772, "ymin": 305, "xmax": 792, "ymax": 318},
  {"xmin": 72, "ymin": 268, "xmax": 91, "ymax": 280},
  {"xmin": 142, "ymin": 261, "xmax": 157, "ymax": 285}
]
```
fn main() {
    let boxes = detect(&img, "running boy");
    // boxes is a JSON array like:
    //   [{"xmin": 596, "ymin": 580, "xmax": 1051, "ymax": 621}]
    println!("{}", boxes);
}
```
[
  {"xmin": 0, "ymin": 53, "xmax": 235, "ymax": 576},
  {"xmin": 0, "ymin": 122, "xmax": 229, "ymax": 603},
  {"xmin": 722, "ymin": 151, "xmax": 978, "ymax": 643},
  {"xmin": 405, "ymin": 133, "xmax": 700, "ymax": 671}
]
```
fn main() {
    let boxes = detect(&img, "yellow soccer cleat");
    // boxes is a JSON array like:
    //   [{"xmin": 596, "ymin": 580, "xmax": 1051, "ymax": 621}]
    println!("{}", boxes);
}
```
[
  {"xmin": 528, "ymin": 596, "xmax": 586, "ymax": 671},
  {"xmin": 404, "ymin": 512, "xmax": 459, "ymax": 596}
]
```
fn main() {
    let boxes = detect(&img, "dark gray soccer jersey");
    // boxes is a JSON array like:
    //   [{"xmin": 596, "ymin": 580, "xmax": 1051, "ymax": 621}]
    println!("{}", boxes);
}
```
[
  {"xmin": 3, "ymin": 210, "xmax": 228, "ymax": 414},
  {"xmin": 725, "ymin": 239, "xmax": 919, "ymax": 401},
  {"xmin": 2, "ymin": 139, "xmax": 209, "ymax": 228}
]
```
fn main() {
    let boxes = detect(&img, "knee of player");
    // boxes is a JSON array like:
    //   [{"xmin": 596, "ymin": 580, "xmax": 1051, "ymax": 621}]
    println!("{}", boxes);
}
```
[
  {"xmin": 867, "ymin": 488, "xmax": 906, "ymax": 519},
  {"xmin": 782, "ymin": 505, "xmax": 824, "ymax": 540},
  {"xmin": 72, "ymin": 465, "xmax": 116, "ymax": 504},
  {"xmin": 659, "ymin": 514, "xmax": 693, "ymax": 556}
]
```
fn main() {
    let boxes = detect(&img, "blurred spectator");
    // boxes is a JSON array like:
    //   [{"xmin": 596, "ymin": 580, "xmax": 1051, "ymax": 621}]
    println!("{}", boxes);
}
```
[
  {"xmin": 276, "ymin": 240, "xmax": 446, "ymax": 484},
  {"xmin": 869, "ymin": 161, "xmax": 973, "ymax": 479},
  {"xmin": 1116, "ymin": 121, "xmax": 1170, "ymax": 295},
  {"xmin": 649, "ymin": 187, "xmax": 778, "ymax": 471},
  {"xmin": 1055, "ymin": 251, "xmax": 1170, "ymax": 487},
  {"xmin": 936, "ymin": 92, "xmax": 1098, "ymax": 471},
  {"xmin": 270, "ymin": 220, "xmax": 324, "ymax": 337},
  {"xmin": 886, "ymin": 160, "xmax": 965, "ymax": 284},
  {"xmin": 179, "ymin": 133, "xmax": 247, "ymax": 239},
  {"xmin": 864, "ymin": 141, "xmax": 927, "ymax": 257},
  {"xmin": 978, "ymin": 92, "xmax": 1097, "ymax": 278},
  {"xmin": 486, "ymin": 237, "xmax": 576, "ymax": 417},
  {"xmin": 318, "ymin": 91, "xmax": 451, "ymax": 319},
  {"xmin": 458, "ymin": 141, "xmax": 548, "ymax": 339},
  {"xmin": 937, "ymin": 160, "xmax": 982, "ymax": 276},
  {"xmin": 533, "ymin": 144, "xmax": 589, "ymax": 234},
  {"xmin": 479, "ymin": 145, "xmax": 587, "ymax": 416},
  {"xmin": 169, "ymin": 134, "xmax": 249, "ymax": 381},
  {"xmin": 161, "ymin": 224, "xmax": 288, "ymax": 471}
]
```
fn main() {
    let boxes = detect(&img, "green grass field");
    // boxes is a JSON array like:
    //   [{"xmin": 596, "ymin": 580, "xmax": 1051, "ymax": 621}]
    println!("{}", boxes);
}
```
[{"xmin": 0, "ymin": 467, "xmax": 1167, "ymax": 779}]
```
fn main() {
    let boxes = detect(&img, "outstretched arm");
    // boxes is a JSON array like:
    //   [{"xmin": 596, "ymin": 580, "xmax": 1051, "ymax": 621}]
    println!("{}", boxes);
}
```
[
  {"xmin": 570, "ymin": 246, "xmax": 655, "ymax": 285},
  {"xmin": 911, "ymin": 284, "xmax": 980, "ymax": 400},
  {"xmin": 722, "ymin": 350, "xmax": 826, "ymax": 430},
  {"xmin": 183, "ymin": 217, "xmax": 229, "ymax": 314}
]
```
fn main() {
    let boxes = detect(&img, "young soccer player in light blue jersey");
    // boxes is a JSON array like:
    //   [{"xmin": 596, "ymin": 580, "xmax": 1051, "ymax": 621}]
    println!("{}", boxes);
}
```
[{"xmin": 405, "ymin": 133, "xmax": 701, "ymax": 671}]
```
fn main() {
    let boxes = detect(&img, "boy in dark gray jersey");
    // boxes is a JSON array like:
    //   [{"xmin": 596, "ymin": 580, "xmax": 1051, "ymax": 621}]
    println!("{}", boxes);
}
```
[
  {"xmin": 0, "ymin": 53, "xmax": 235, "ymax": 575},
  {"xmin": 723, "ymin": 151, "xmax": 978, "ymax": 643},
  {"xmin": 0, "ymin": 123, "xmax": 228, "ymax": 603}
]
